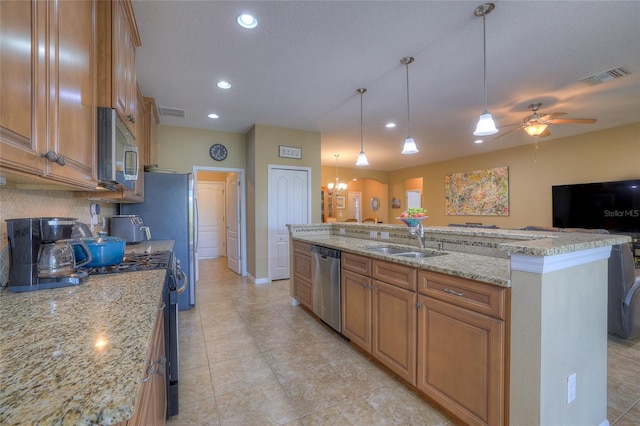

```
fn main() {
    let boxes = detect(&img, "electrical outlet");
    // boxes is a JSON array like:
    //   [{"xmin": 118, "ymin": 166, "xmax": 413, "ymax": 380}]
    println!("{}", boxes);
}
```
[
  {"xmin": 370, "ymin": 231, "xmax": 378, "ymax": 238},
  {"xmin": 339, "ymin": 228, "xmax": 345, "ymax": 235},
  {"xmin": 380, "ymin": 232, "xmax": 390, "ymax": 240},
  {"xmin": 567, "ymin": 373, "xmax": 576, "ymax": 404}
]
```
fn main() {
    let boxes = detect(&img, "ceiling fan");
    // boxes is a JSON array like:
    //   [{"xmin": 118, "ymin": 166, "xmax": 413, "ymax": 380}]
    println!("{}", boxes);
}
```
[{"xmin": 495, "ymin": 102, "xmax": 597, "ymax": 140}]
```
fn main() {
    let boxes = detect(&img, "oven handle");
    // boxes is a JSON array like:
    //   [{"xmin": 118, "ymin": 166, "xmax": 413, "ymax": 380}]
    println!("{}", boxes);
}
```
[{"xmin": 175, "ymin": 264, "xmax": 187, "ymax": 295}]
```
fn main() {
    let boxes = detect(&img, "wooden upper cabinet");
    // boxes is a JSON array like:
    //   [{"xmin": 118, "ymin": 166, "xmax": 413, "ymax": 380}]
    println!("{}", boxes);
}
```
[
  {"xmin": 0, "ymin": 0, "xmax": 97, "ymax": 190},
  {"xmin": 0, "ymin": 0, "xmax": 43, "ymax": 174},
  {"xmin": 45, "ymin": 0, "xmax": 97, "ymax": 188},
  {"xmin": 142, "ymin": 97, "xmax": 160, "ymax": 168},
  {"xmin": 97, "ymin": 0, "xmax": 141, "ymax": 136}
]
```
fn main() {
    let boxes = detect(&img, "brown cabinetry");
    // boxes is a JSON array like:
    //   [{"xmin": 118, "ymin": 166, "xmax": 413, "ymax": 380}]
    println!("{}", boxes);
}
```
[
  {"xmin": 123, "ymin": 302, "xmax": 167, "ymax": 426},
  {"xmin": 97, "ymin": 0, "xmax": 141, "ymax": 136},
  {"xmin": 342, "ymin": 253, "xmax": 418, "ymax": 385},
  {"xmin": 341, "ymin": 268, "xmax": 372, "ymax": 351},
  {"xmin": 372, "ymin": 278, "xmax": 417, "ymax": 385},
  {"xmin": 142, "ymin": 97, "xmax": 160, "ymax": 168},
  {"xmin": 417, "ymin": 270, "xmax": 507, "ymax": 426},
  {"xmin": 0, "ymin": 0, "xmax": 97, "ymax": 190},
  {"xmin": 292, "ymin": 241, "xmax": 313, "ymax": 309}
]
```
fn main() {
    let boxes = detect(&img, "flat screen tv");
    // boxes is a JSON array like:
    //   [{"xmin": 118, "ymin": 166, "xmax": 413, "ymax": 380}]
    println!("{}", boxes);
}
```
[{"xmin": 552, "ymin": 179, "xmax": 640, "ymax": 234}]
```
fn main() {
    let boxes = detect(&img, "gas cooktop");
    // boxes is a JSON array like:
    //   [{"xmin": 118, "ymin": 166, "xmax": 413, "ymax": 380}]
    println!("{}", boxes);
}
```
[{"xmin": 83, "ymin": 250, "xmax": 171, "ymax": 275}]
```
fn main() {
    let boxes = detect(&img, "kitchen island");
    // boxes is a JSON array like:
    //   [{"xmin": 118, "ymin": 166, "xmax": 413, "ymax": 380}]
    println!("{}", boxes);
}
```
[
  {"xmin": 289, "ymin": 223, "xmax": 630, "ymax": 426},
  {"xmin": 0, "ymin": 240, "xmax": 173, "ymax": 425}
]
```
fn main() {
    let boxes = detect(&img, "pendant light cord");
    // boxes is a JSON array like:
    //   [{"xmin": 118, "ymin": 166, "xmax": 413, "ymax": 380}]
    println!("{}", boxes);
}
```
[
  {"xmin": 360, "ymin": 91, "xmax": 364, "ymax": 151},
  {"xmin": 482, "ymin": 12, "xmax": 488, "ymax": 111},
  {"xmin": 405, "ymin": 61, "xmax": 411, "ymax": 137}
]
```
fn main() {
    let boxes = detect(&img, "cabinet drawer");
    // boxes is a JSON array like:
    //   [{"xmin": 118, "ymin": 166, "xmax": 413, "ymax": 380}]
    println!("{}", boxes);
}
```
[
  {"xmin": 294, "ymin": 276, "xmax": 312, "ymax": 309},
  {"xmin": 342, "ymin": 252, "xmax": 372, "ymax": 276},
  {"xmin": 293, "ymin": 252, "xmax": 312, "ymax": 281},
  {"xmin": 372, "ymin": 260, "xmax": 417, "ymax": 291},
  {"xmin": 293, "ymin": 240, "xmax": 312, "ymax": 255},
  {"xmin": 418, "ymin": 271, "xmax": 506, "ymax": 320}
]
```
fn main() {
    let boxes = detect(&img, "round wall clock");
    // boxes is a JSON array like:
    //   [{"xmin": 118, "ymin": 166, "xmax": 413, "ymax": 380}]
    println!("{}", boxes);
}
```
[{"xmin": 209, "ymin": 143, "xmax": 228, "ymax": 161}]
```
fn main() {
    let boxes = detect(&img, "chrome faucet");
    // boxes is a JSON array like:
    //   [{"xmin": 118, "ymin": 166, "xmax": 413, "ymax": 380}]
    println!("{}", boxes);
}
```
[{"xmin": 410, "ymin": 223, "xmax": 427, "ymax": 249}]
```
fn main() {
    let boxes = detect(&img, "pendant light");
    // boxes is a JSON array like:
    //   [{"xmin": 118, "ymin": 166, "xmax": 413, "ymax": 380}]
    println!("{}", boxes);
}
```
[
  {"xmin": 473, "ymin": 3, "xmax": 499, "ymax": 136},
  {"xmin": 355, "ymin": 88, "xmax": 369, "ymax": 166},
  {"xmin": 400, "ymin": 57, "xmax": 419, "ymax": 154}
]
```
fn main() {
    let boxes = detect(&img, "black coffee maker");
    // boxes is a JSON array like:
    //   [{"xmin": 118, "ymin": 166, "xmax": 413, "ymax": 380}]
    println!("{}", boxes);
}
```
[{"xmin": 5, "ymin": 218, "xmax": 92, "ymax": 292}]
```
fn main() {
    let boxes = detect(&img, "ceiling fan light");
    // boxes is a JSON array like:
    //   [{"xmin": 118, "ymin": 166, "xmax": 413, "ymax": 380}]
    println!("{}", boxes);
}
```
[
  {"xmin": 402, "ymin": 137, "xmax": 419, "ymax": 154},
  {"xmin": 524, "ymin": 123, "xmax": 548, "ymax": 136},
  {"xmin": 473, "ymin": 112, "xmax": 498, "ymax": 136},
  {"xmin": 356, "ymin": 151, "xmax": 369, "ymax": 166}
]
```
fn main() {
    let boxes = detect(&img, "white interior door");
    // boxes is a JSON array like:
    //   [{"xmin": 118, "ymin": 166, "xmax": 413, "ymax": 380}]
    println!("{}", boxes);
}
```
[
  {"xmin": 268, "ymin": 166, "xmax": 310, "ymax": 281},
  {"xmin": 226, "ymin": 174, "xmax": 241, "ymax": 274},
  {"xmin": 347, "ymin": 191, "xmax": 362, "ymax": 222},
  {"xmin": 197, "ymin": 181, "xmax": 225, "ymax": 258}
]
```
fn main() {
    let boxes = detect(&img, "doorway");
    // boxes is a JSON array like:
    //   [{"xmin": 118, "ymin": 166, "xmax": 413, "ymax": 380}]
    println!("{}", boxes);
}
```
[
  {"xmin": 193, "ymin": 166, "xmax": 247, "ymax": 277},
  {"xmin": 197, "ymin": 181, "xmax": 225, "ymax": 258},
  {"xmin": 347, "ymin": 191, "xmax": 362, "ymax": 222},
  {"xmin": 268, "ymin": 165, "xmax": 311, "ymax": 281}
]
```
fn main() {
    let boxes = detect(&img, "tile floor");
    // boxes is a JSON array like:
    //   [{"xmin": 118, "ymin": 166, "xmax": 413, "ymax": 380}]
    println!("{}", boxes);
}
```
[{"xmin": 167, "ymin": 258, "xmax": 640, "ymax": 425}]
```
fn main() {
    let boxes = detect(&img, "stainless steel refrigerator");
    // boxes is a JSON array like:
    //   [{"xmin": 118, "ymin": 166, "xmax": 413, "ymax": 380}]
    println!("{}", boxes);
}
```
[{"xmin": 121, "ymin": 172, "xmax": 197, "ymax": 310}]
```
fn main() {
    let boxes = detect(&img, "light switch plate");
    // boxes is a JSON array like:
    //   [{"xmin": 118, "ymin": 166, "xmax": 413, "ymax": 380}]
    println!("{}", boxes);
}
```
[
  {"xmin": 370, "ymin": 231, "xmax": 378, "ymax": 238},
  {"xmin": 380, "ymin": 232, "xmax": 390, "ymax": 240},
  {"xmin": 279, "ymin": 145, "xmax": 302, "ymax": 159},
  {"xmin": 339, "ymin": 228, "xmax": 346, "ymax": 235}
]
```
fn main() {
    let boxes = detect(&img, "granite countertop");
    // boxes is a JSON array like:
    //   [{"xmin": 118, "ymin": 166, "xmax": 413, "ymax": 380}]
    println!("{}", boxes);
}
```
[
  {"xmin": 291, "ymin": 227, "xmax": 631, "ymax": 288},
  {"xmin": 0, "ymin": 240, "xmax": 174, "ymax": 425},
  {"xmin": 293, "ymin": 235, "xmax": 512, "ymax": 287}
]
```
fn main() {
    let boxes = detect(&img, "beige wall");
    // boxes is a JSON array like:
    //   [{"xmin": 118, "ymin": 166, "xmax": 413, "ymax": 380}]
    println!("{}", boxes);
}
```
[
  {"xmin": 157, "ymin": 125, "xmax": 246, "ymax": 173},
  {"xmin": 158, "ymin": 123, "xmax": 322, "ymax": 281},
  {"xmin": 248, "ymin": 124, "xmax": 322, "ymax": 280},
  {"xmin": 389, "ymin": 123, "xmax": 640, "ymax": 229}
]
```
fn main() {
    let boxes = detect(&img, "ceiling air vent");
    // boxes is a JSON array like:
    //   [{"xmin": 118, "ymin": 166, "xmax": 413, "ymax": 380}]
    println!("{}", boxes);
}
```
[
  {"xmin": 158, "ymin": 107, "xmax": 186, "ymax": 118},
  {"xmin": 580, "ymin": 67, "xmax": 631, "ymax": 86}
]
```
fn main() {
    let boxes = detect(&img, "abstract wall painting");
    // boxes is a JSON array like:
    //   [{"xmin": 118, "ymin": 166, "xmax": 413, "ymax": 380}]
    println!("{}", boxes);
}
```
[{"xmin": 445, "ymin": 166, "xmax": 509, "ymax": 216}]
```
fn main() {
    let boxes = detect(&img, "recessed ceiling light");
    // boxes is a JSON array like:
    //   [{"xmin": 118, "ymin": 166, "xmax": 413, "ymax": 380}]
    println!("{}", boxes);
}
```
[
  {"xmin": 208, "ymin": 113, "xmax": 219, "ymax": 119},
  {"xmin": 385, "ymin": 123, "xmax": 396, "ymax": 128},
  {"xmin": 217, "ymin": 81, "xmax": 231, "ymax": 89},
  {"xmin": 237, "ymin": 14, "xmax": 258, "ymax": 29},
  {"xmin": 474, "ymin": 139, "xmax": 483, "ymax": 144}
]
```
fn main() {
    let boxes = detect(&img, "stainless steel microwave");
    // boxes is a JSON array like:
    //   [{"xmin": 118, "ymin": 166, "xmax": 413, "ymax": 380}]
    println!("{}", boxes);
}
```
[{"xmin": 97, "ymin": 107, "xmax": 138, "ymax": 190}]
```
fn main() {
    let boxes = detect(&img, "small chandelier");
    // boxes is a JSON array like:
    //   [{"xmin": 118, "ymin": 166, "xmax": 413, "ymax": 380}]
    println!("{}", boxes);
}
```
[
  {"xmin": 327, "ymin": 154, "xmax": 348, "ymax": 193},
  {"xmin": 400, "ymin": 57, "xmax": 419, "ymax": 154},
  {"xmin": 355, "ymin": 88, "xmax": 369, "ymax": 166},
  {"xmin": 473, "ymin": 3, "xmax": 499, "ymax": 137}
]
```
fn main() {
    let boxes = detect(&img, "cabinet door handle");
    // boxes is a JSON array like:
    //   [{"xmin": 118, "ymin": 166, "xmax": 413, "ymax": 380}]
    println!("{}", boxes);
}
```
[
  {"xmin": 127, "ymin": 114, "xmax": 136, "ymax": 123},
  {"xmin": 444, "ymin": 288, "xmax": 464, "ymax": 297},
  {"xmin": 416, "ymin": 302, "xmax": 423, "ymax": 310},
  {"xmin": 140, "ymin": 361, "xmax": 155, "ymax": 383},
  {"xmin": 155, "ymin": 356, "xmax": 166, "ymax": 376},
  {"xmin": 43, "ymin": 151, "xmax": 66, "ymax": 166}
]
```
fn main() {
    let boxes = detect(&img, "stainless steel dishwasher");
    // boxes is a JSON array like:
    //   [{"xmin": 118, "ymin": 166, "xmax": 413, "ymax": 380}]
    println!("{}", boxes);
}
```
[{"xmin": 311, "ymin": 245, "xmax": 341, "ymax": 332}]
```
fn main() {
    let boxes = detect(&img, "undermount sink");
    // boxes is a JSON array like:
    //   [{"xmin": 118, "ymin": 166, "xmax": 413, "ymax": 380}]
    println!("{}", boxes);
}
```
[
  {"xmin": 365, "ymin": 246, "xmax": 415, "ymax": 255},
  {"xmin": 394, "ymin": 251, "xmax": 445, "ymax": 259},
  {"xmin": 364, "ymin": 246, "xmax": 446, "ymax": 258}
]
